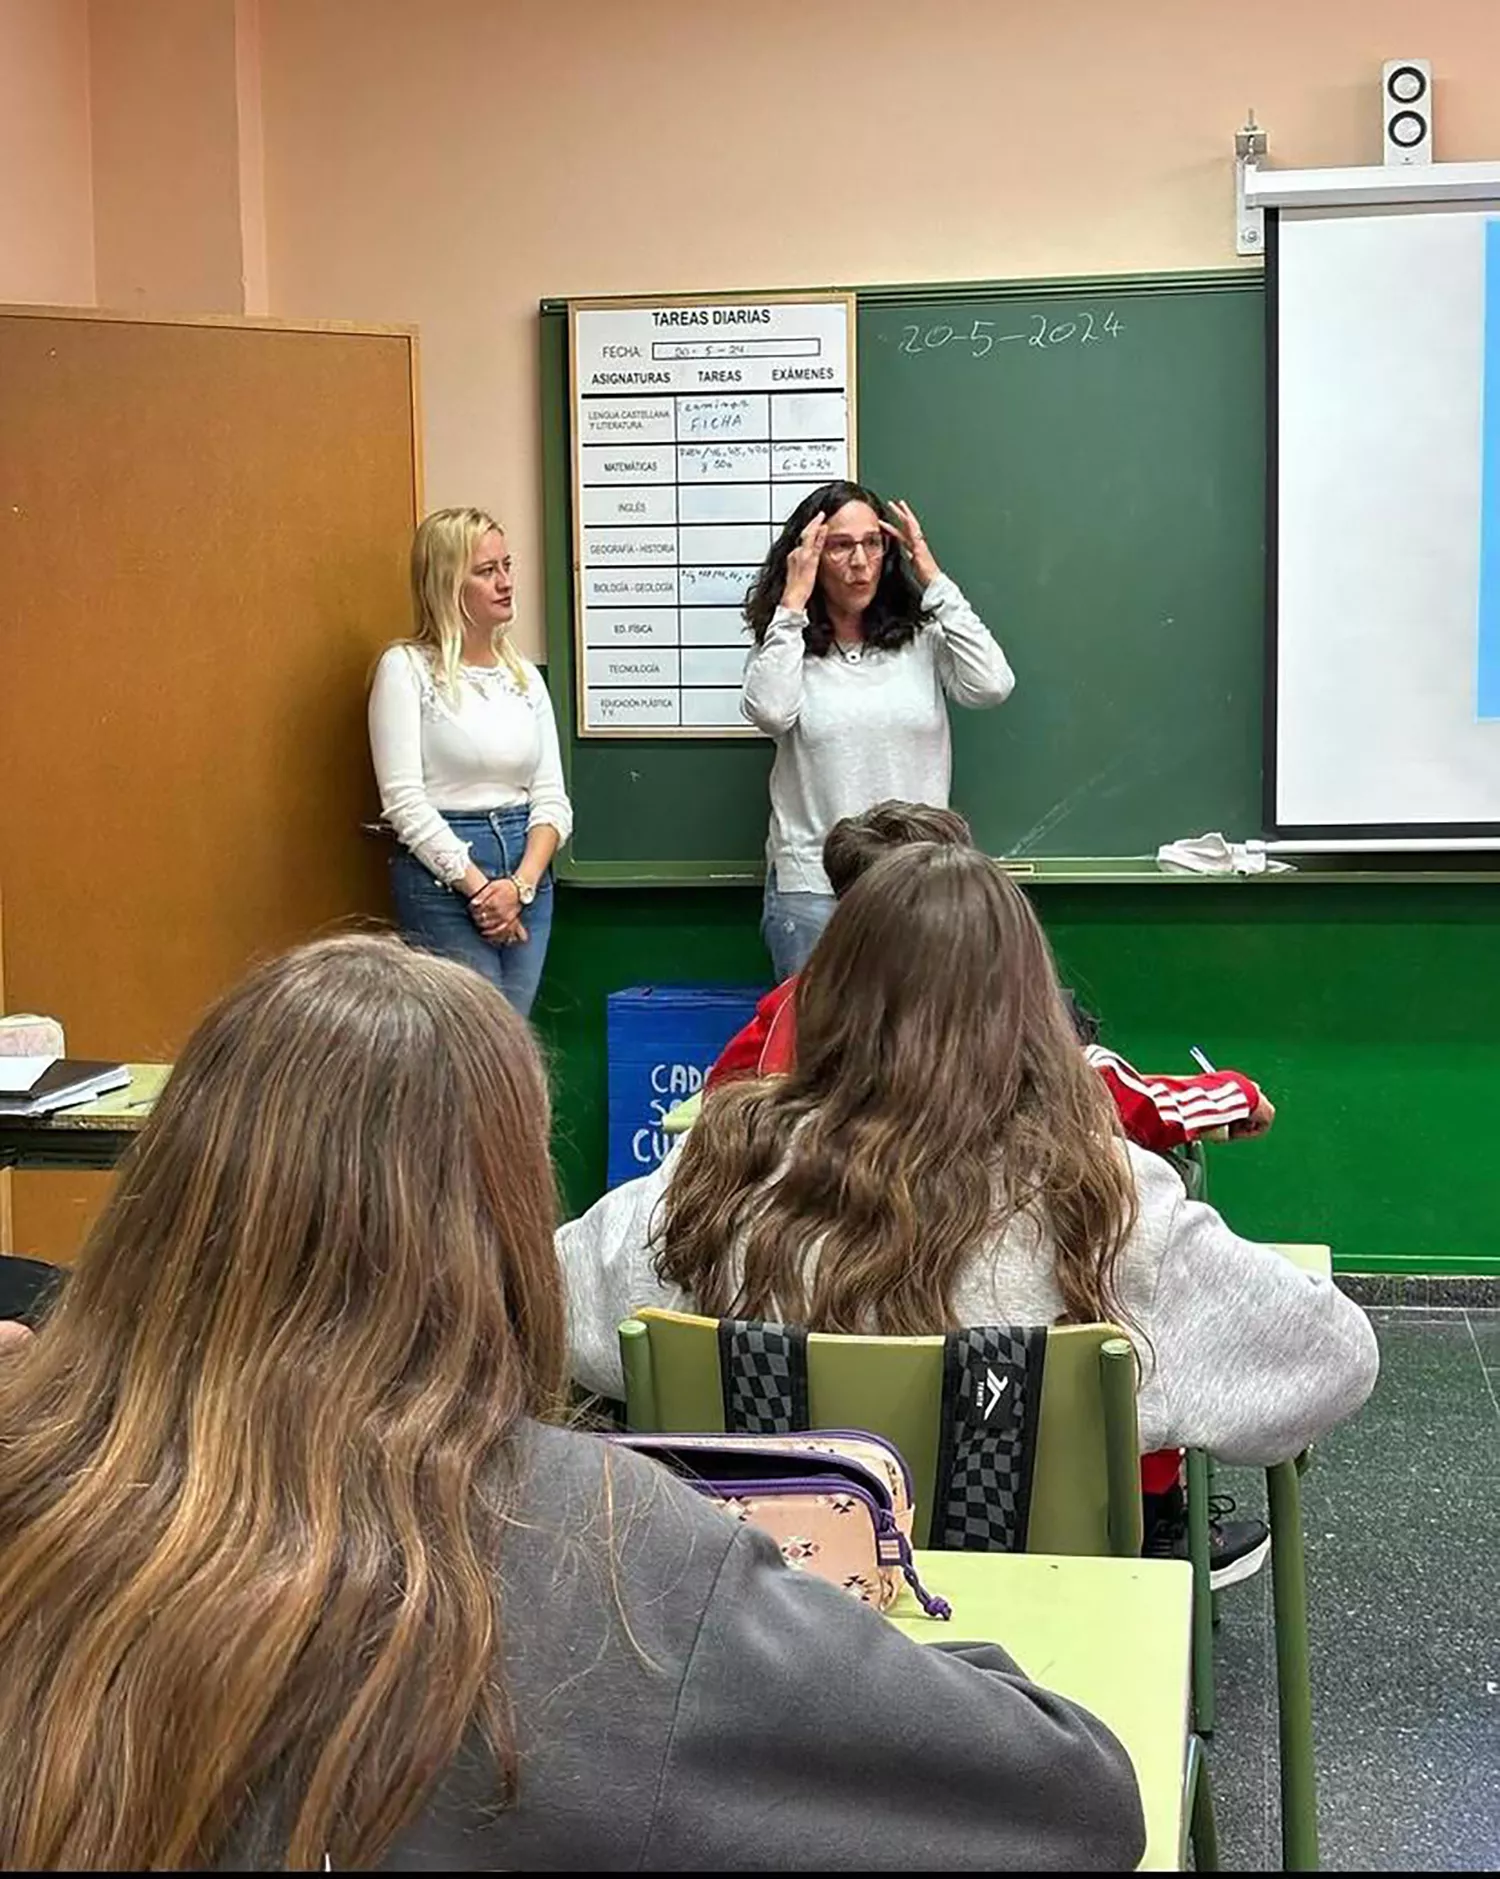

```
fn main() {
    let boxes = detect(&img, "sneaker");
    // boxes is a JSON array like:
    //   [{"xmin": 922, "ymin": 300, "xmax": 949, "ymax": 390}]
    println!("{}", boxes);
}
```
[{"xmin": 1144, "ymin": 1489, "xmax": 1270, "ymax": 1591}]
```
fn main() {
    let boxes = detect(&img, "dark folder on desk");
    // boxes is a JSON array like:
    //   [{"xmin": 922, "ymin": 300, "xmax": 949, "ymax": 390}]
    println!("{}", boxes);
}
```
[{"xmin": 0, "ymin": 1060, "xmax": 130, "ymax": 1117}]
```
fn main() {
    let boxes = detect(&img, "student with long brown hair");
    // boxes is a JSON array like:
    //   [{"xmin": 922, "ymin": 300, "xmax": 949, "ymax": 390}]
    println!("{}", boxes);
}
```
[
  {"xmin": 0, "ymin": 934, "xmax": 1144, "ymax": 1872},
  {"xmin": 561, "ymin": 846, "xmax": 1378, "ymax": 1472}
]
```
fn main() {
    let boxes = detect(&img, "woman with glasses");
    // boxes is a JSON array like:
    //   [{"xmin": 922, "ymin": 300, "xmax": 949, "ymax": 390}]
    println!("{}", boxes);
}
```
[{"xmin": 742, "ymin": 480, "xmax": 1014, "ymax": 978}]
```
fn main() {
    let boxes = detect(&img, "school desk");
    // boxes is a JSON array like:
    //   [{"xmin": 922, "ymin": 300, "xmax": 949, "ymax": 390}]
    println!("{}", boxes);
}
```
[
  {"xmin": 0, "ymin": 1064, "xmax": 172, "ymax": 1173},
  {"xmin": 890, "ymin": 1551, "xmax": 1196, "ymax": 1871}
]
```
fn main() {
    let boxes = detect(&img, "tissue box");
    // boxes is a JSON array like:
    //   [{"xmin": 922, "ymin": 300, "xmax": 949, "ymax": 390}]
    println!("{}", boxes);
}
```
[{"xmin": 0, "ymin": 1015, "xmax": 65, "ymax": 1057}]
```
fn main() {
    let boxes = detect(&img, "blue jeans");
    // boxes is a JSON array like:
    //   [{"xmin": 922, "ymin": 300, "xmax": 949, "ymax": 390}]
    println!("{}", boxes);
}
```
[
  {"xmin": 389, "ymin": 807, "xmax": 554, "ymax": 1018},
  {"xmin": 761, "ymin": 868, "xmax": 837, "ymax": 981}
]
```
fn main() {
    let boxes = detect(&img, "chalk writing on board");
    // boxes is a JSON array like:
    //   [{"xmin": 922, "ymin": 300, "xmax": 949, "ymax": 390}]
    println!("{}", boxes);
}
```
[{"xmin": 895, "ymin": 310, "xmax": 1125, "ymax": 359}]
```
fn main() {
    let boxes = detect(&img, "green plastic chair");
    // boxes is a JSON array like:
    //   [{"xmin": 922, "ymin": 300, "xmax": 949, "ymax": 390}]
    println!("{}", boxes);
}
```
[
  {"xmin": 621, "ymin": 1307, "xmax": 1219, "ymax": 1869},
  {"xmin": 619, "ymin": 1308, "xmax": 1143, "ymax": 1558},
  {"xmin": 1178, "ymin": 1140, "xmax": 1323, "ymax": 1871},
  {"xmin": 1183, "ymin": 1732, "xmax": 1221, "ymax": 1871}
]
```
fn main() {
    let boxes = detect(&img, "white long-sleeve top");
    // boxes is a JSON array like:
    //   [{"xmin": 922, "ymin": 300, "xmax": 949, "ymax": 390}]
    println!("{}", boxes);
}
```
[
  {"xmin": 557, "ymin": 1141, "xmax": 1379, "ymax": 1469},
  {"xmin": 740, "ymin": 574, "xmax": 1014, "ymax": 894},
  {"xmin": 368, "ymin": 644, "xmax": 574, "ymax": 887}
]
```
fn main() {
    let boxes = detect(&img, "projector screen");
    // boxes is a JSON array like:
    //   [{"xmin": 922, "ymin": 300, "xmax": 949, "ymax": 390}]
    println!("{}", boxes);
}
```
[{"xmin": 1269, "ymin": 199, "xmax": 1500, "ymax": 834}]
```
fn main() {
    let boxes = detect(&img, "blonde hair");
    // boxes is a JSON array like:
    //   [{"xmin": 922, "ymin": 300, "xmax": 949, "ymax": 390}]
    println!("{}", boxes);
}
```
[
  {"xmin": 407, "ymin": 506, "xmax": 527, "ymax": 697},
  {"xmin": 0, "ymin": 935, "xmax": 567, "ymax": 1869}
]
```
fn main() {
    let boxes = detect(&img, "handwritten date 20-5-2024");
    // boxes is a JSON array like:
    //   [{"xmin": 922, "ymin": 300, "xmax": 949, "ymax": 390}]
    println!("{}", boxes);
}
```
[{"xmin": 897, "ymin": 310, "xmax": 1124, "ymax": 358}]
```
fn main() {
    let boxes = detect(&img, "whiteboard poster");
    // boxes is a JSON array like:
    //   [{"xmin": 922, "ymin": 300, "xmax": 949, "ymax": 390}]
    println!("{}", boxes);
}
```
[{"xmin": 569, "ymin": 293, "xmax": 856, "ymax": 737}]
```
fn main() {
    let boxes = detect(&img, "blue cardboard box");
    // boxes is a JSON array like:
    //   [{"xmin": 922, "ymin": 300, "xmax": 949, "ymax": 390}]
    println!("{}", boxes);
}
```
[{"xmin": 606, "ymin": 985, "xmax": 765, "ymax": 1189}]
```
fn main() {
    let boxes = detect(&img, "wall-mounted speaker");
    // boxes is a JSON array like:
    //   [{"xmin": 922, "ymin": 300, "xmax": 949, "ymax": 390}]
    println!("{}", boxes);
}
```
[{"xmin": 1383, "ymin": 59, "xmax": 1433, "ymax": 166}]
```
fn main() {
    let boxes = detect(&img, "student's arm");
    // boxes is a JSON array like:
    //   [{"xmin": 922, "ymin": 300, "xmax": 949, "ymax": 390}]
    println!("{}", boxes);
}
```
[
  {"xmin": 643, "ymin": 1518, "xmax": 1145, "ymax": 1872},
  {"xmin": 925, "ymin": 573, "xmax": 1017, "ymax": 708},
  {"xmin": 740, "ymin": 609, "xmax": 808, "ymax": 734},
  {"xmin": 1087, "ymin": 1046, "xmax": 1264, "ymax": 1152},
  {"xmin": 705, "ymin": 979, "xmax": 796, "ymax": 1090},
  {"xmin": 707, "ymin": 1012, "xmax": 771, "ymax": 1090},
  {"xmin": 556, "ymin": 1158, "xmax": 680, "ymax": 1399},
  {"xmin": 1133, "ymin": 1150, "xmax": 1379, "ymax": 1465}
]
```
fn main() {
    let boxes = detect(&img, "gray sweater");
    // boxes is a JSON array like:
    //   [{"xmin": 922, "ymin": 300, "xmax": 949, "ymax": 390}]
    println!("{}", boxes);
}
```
[
  {"xmin": 742, "ymin": 576, "xmax": 1014, "ymax": 894},
  {"xmin": 558, "ymin": 1141, "xmax": 1379, "ymax": 1467},
  {"xmin": 244, "ymin": 1422, "xmax": 1141, "ymax": 1870}
]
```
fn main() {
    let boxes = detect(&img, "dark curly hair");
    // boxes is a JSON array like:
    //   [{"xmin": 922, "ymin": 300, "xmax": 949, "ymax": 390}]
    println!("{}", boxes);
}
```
[
  {"xmin": 744, "ymin": 481, "xmax": 933, "ymax": 655},
  {"xmin": 822, "ymin": 801, "xmax": 974, "ymax": 898}
]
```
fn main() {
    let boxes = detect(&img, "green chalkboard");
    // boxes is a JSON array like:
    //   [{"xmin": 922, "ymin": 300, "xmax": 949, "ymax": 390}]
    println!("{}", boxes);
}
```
[{"xmin": 540, "ymin": 272, "xmax": 1265, "ymax": 881}]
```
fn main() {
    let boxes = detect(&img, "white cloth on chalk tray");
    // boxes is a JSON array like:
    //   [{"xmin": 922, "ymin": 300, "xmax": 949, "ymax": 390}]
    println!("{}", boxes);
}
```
[{"xmin": 1156, "ymin": 832, "xmax": 1292, "ymax": 876}]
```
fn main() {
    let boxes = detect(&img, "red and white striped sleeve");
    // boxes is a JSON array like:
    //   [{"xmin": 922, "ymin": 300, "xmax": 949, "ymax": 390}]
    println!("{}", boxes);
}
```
[{"xmin": 1085, "ymin": 1045, "xmax": 1260, "ymax": 1153}]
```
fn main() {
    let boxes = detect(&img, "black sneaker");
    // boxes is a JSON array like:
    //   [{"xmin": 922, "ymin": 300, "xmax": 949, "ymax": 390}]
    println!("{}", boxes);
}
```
[{"xmin": 1144, "ymin": 1488, "xmax": 1270, "ymax": 1591}]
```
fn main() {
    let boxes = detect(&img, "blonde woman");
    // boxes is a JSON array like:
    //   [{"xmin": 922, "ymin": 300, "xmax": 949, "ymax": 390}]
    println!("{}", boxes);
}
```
[
  {"xmin": 0, "ymin": 936, "xmax": 1144, "ymax": 1871},
  {"xmin": 369, "ymin": 507, "xmax": 572, "ymax": 1016}
]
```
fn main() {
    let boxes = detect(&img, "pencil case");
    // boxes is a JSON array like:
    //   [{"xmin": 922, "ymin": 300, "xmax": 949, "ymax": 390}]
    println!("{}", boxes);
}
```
[{"xmin": 610, "ymin": 1429, "xmax": 951, "ymax": 1618}]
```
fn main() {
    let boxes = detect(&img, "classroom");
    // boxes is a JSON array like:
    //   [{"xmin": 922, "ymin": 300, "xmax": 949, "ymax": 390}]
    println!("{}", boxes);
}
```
[{"xmin": 0, "ymin": 0, "xmax": 1496, "ymax": 1870}]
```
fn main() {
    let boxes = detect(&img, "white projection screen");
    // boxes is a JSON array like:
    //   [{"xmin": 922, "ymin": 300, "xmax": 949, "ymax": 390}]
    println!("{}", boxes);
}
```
[{"xmin": 1269, "ymin": 199, "xmax": 1500, "ymax": 834}]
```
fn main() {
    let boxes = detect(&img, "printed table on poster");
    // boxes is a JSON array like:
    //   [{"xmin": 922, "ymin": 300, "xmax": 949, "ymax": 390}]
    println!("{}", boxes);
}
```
[{"xmin": 570, "ymin": 294, "xmax": 855, "ymax": 736}]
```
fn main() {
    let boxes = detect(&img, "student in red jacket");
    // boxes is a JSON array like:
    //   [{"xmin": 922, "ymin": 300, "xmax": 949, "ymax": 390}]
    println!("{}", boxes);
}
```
[
  {"xmin": 708, "ymin": 802, "xmax": 1277, "ymax": 1583},
  {"xmin": 710, "ymin": 803, "xmax": 1276, "ymax": 1155}
]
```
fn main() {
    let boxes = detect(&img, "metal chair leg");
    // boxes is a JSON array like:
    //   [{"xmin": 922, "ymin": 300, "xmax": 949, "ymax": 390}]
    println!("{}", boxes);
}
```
[
  {"xmin": 1268, "ymin": 1459, "xmax": 1320, "ymax": 1871},
  {"xmin": 1186, "ymin": 1447, "xmax": 1215, "ymax": 1736},
  {"xmin": 1183, "ymin": 1733, "xmax": 1221, "ymax": 1871}
]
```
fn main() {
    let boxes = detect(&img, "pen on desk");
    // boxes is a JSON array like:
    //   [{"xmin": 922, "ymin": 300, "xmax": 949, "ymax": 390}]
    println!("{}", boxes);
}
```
[{"xmin": 1189, "ymin": 1046, "xmax": 1216, "ymax": 1075}]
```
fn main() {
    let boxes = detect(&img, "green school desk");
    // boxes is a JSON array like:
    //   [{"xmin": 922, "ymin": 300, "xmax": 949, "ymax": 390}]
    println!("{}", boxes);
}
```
[
  {"xmin": 0, "ymin": 1064, "xmax": 172, "ymax": 1173},
  {"xmin": 890, "ymin": 1551, "xmax": 1195, "ymax": 1871}
]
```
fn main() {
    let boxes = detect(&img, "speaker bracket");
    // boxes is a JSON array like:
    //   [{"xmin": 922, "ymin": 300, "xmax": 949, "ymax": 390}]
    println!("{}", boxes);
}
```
[{"xmin": 1234, "ymin": 111, "xmax": 1269, "ymax": 257}]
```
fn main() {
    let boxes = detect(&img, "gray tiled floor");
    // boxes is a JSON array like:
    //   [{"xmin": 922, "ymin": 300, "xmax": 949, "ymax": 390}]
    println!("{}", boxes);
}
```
[{"xmin": 1205, "ymin": 1308, "xmax": 1500, "ymax": 1871}]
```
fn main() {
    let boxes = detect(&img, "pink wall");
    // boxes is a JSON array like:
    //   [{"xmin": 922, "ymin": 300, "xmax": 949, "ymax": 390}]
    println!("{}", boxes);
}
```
[
  {"xmin": 89, "ymin": 0, "xmax": 252, "ymax": 312},
  {"xmin": 7, "ymin": 3, "xmax": 1498, "ymax": 651},
  {"xmin": 0, "ymin": 0, "xmax": 94, "ymax": 304},
  {"xmin": 257, "ymin": 0, "xmax": 1500, "ymax": 656}
]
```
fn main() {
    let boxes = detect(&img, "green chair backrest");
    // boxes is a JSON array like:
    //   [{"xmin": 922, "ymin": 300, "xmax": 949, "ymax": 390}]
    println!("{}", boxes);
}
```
[{"xmin": 619, "ymin": 1309, "xmax": 1141, "ymax": 1555}]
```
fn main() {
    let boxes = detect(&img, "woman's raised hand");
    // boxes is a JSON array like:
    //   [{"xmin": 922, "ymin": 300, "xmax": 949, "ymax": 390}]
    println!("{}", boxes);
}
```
[
  {"xmin": 880, "ymin": 500, "xmax": 940, "ymax": 589},
  {"xmin": 780, "ymin": 516, "xmax": 828, "ymax": 613}
]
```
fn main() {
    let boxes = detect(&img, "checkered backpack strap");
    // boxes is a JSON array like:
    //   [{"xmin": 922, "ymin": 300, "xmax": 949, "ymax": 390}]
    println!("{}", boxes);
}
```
[
  {"xmin": 932, "ymin": 1326, "xmax": 1049, "ymax": 1551},
  {"xmin": 717, "ymin": 1319, "xmax": 810, "ymax": 1435}
]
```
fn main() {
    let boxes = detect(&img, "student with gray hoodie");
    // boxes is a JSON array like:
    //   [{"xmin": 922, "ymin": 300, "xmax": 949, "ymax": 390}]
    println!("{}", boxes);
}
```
[{"xmin": 559, "ymin": 846, "xmax": 1379, "ymax": 1481}]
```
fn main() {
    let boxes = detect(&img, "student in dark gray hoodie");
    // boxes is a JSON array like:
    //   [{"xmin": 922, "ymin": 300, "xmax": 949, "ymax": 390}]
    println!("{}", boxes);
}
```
[{"xmin": 0, "ymin": 935, "xmax": 1143, "ymax": 1873}]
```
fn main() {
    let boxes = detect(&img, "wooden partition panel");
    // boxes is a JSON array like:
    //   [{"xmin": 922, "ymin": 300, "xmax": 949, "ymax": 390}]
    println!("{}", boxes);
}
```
[
  {"xmin": 0, "ymin": 883, "xmax": 10, "ymax": 1250},
  {"xmin": 0, "ymin": 308, "xmax": 421, "ymax": 1259}
]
